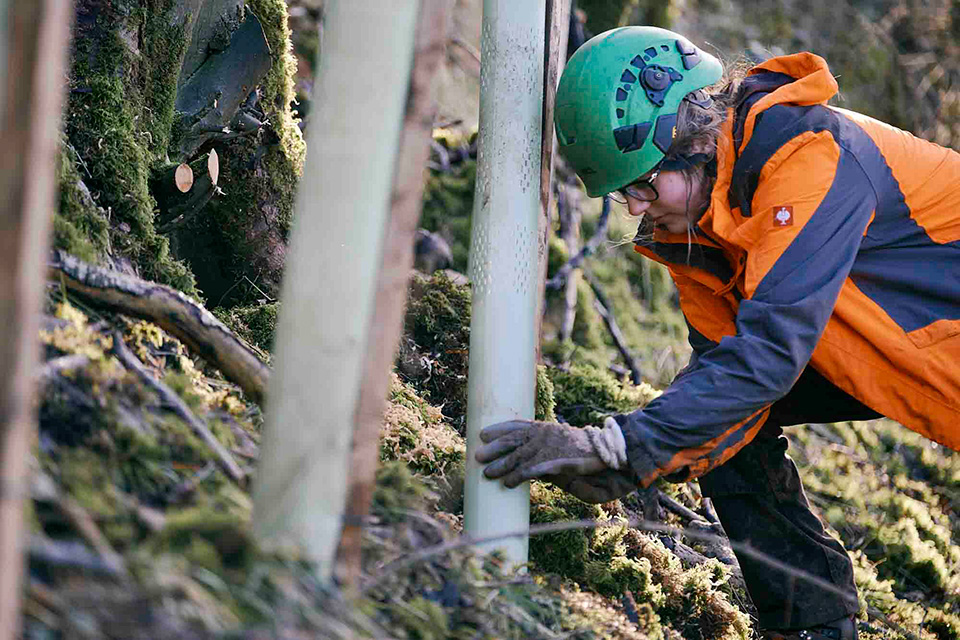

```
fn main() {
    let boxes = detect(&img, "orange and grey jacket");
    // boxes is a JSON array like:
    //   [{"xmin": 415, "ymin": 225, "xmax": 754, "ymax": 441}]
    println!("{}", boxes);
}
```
[{"xmin": 617, "ymin": 53, "xmax": 960, "ymax": 486}]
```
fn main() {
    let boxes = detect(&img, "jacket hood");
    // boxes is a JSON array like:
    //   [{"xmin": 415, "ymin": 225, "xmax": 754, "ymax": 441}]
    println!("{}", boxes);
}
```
[{"xmin": 749, "ymin": 53, "xmax": 839, "ymax": 106}]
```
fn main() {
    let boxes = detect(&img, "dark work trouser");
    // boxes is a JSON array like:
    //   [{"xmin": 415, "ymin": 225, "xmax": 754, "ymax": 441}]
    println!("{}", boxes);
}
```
[{"xmin": 697, "ymin": 366, "xmax": 880, "ymax": 629}]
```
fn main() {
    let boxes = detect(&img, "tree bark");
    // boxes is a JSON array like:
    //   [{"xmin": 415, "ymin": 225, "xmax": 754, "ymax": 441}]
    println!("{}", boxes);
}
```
[
  {"xmin": 251, "ymin": 0, "xmax": 423, "ymax": 583},
  {"xmin": 334, "ymin": 0, "xmax": 450, "ymax": 590},
  {"xmin": 0, "ymin": 2, "xmax": 74, "ymax": 638},
  {"xmin": 534, "ymin": 0, "xmax": 571, "ymax": 360}
]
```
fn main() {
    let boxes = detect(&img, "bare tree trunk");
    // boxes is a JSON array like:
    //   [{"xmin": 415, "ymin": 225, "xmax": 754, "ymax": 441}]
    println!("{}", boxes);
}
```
[
  {"xmin": 334, "ymin": 0, "xmax": 451, "ymax": 590},
  {"xmin": 0, "ymin": 2, "xmax": 74, "ymax": 638},
  {"xmin": 534, "ymin": 0, "xmax": 571, "ymax": 359},
  {"xmin": 252, "ymin": 0, "xmax": 424, "ymax": 583}
]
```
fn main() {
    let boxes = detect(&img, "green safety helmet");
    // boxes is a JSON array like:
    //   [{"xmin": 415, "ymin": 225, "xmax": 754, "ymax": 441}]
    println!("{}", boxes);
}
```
[{"xmin": 555, "ymin": 26, "xmax": 723, "ymax": 197}]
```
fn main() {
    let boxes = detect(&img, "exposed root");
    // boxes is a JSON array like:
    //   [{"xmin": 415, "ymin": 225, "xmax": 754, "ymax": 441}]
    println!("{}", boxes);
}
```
[{"xmin": 49, "ymin": 250, "xmax": 269, "ymax": 405}]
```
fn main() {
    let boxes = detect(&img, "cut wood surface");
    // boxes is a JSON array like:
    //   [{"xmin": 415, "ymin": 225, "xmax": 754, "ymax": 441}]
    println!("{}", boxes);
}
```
[
  {"xmin": 208, "ymin": 147, "xmax": 219, "ymax": 186},
  {"xmin": 175, "ymin": 163, "xmax": 194, "ymax": 192},
  {"xmin": 153, "ymin": 149, "xmax": 221, "ymax": 232},
  {"xmin": 48, "ymin": 251, "xmax": 269, "ymax": 405}
]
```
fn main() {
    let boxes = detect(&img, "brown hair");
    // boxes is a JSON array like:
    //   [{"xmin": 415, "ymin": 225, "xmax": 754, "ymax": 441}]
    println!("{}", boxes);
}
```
[
  {"xmin": 632, "ymin": 58, "xmax": 752, "ymax": 251},
  {"xmin": 669, "ymin": 56, "xmax": 753, "ymax": 174}
]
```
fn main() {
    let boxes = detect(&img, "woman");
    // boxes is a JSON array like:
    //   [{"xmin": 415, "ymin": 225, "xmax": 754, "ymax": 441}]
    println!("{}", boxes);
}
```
[{"xmin": 475, "ymin": 25, "xmax": 960, "ymax": 640}]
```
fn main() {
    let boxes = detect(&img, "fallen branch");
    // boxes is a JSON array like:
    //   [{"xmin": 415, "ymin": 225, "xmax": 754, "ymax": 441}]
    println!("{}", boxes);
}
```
[
  {"xmin": 57, "ymin": 495, "xmax": 127, "ymax": 577},
  {"xmin": 702, "ymin": 497, "xmax": 721, "ymax": 526},
  {"xmin": 30, "ymin": 471, "xmax": 127, "ymax": 577},
  {"xmin": 657, "ymin": 490, "xmax": 708, "ymax": 526},
  {"xmin": 583, "ymin": 267, "xmax": 643, "ymax": 385},
  {"xmin": 657, "ymin": 533, "xmax": 746, "ymax": 593},
  {"xmin": 361, "ymin": 516, "xmax": 856, "ymax": 605},
  {"xmin": 112, "ymin": 333, "xmax": 245, "ymax": 485},
  {"xmin": 28, "ymin": 536, "xmax": 123, "ymax": 577},
  {"xmin": 39, "ymin": 354, "xmax": 90, "ymax": 383},
  {"xmin": 49, "ymin": 250, "xmax": 269, "ymax": 404}
]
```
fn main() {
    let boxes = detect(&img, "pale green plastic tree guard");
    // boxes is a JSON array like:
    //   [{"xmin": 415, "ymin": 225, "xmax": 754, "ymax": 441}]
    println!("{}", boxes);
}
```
[
  {"xmin": 251, "ymin": 0, "xmax": 420, "ymax": 581},
  {"xmin": 463, "ymin": 0, "xmax": 546, "ymax": 566}
]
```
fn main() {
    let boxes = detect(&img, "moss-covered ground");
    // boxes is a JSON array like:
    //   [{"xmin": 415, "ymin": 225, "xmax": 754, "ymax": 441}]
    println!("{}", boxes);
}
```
[{"xmin": 31, "ymin": 265, "xmax": 960, "ymax": 639}]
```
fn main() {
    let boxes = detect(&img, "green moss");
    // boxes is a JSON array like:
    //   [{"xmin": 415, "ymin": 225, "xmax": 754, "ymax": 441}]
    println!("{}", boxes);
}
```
[
  {"xmin": 58, "ymin": 447, "xmax": 121, "ymax": 518},
  {"xmin": 529, "ymin": 481, "xmax": 601, "ymax": 578},
  {"xmin": 141, "ymin": 0, "xmax": 190, "ymax": 158},
  {"xmin": 181, "ymin": 0, "xmax": 305, "ymax": 304},
  {"xmin": 535, "ymin": 364, "xmax": 557, "ymax": 422},
  {"xmin": 151, "ymin": 507, "xmax": 253, "ymax": 572},
  {"xmin": 197, "ymin": 0, "xmax": 305, "ymax": 269},
  {"xmin": 54, "ymin": 142, "xmax": 111, "ymax": 262},
  {"xmin": 385, "ymin": 597, "xmax": 450, "ymax": 640},
  {"xmin": 381, "ymin": 375, "xmax": 465, "ymax": 477},
  {"xmin": 65, "ymin": 6, "xmax": 198, "ymax": 296},
  {"xmin": 549, "ymin": 362, "xmax": 660, "ymax": 426},
  {"xmin": 570, "ymin": 278, "xmax": 607, "ymax": 354},
  {"xmin": 399, "ymin": 272, "xmax": 472, "ymax": 428},
  {"xmin": 528, "ymin": 481, "xmax": 748, "ymax": 638},
  {"xmin": 546, "ymin": 233, "xmax": 570, "ymax": 280},
  {"xmin": 793, "ymin": 419, "xmax": 960, "ymax": 623},
  {"xmin": 925, "ymin": 610, "xmax": 960, "ymax": 640},
  {"xmin": 372, "ymin": 461, "xmax": 440, "ymax": 523},
  {"xmin": 420, "ymin": 158, "xmax": 476, "ymax": 274},
  {"xmin": 214, "ymin": 303, "xmax": 279, "ymax": 353}
]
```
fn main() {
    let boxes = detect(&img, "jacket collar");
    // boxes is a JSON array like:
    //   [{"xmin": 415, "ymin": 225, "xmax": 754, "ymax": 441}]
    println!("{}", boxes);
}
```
[{"xmin": 634, "ymin": 53, "xmax": 838, "ymax": 291}]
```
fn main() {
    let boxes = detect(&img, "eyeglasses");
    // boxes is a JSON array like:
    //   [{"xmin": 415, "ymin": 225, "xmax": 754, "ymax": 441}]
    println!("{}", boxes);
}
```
[{"xmin": 608, "ymin": 169, "xmax": 660, "ymax": 204}]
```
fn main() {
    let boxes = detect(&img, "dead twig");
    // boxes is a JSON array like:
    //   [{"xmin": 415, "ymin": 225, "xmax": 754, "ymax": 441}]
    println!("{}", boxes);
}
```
[
  {"xmin": 360, "ymin": 516, "xmax": 859, "ymax": 615},
  {"xmin": 39, "ymin": 354, "xmax": 91, "ymax": 383},
  {"xmin": 49, "ymin": 251, "xmax": 269, "ymax": 404},
  {"xmin": 112, "ymin": 334, "xmax": 245, "ymax": 485},
  {"xmin": 57, "ymin": 495, "xmax": 127, "ymax": 577},
  {"xmin": 583, "ymin": 267, "xmax": 643, "ymax": 385},
  {"xmin": 546, "ymin": 195, "xmax": 611, "ymax": 291},
  {"xmin": 28, "ymin": 536, "xmax": 123, "ymax": 577},
  {"xmin": 657, "ymin": 489, "xmax": 708, "ymax": 526}
]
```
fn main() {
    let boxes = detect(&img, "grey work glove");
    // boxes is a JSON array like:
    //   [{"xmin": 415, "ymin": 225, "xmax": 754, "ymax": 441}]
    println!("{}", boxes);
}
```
[
  {"xmin": 476, "ymin": 418, "xmax": 638, "ymax": 502},
  {"xmin": 542, "ymin": 469, "xmax": 640, "ymax": 504}
]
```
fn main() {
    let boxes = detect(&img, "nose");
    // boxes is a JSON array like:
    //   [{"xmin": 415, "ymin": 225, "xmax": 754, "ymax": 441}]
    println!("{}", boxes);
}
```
[{"xmin": 627, "ymin": 196, "xmax": 652, "ymax": 217}]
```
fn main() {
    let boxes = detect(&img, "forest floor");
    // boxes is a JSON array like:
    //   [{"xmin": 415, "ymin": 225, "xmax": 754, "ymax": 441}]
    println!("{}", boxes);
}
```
[{"xmin": 22, "ymin": 258, "xmax": 960, "ymax": 640}]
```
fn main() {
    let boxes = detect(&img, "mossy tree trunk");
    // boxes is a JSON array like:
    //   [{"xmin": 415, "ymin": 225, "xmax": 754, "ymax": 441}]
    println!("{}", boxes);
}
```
[{"xmin": 59, "ymin": 0, "xmax": 304, "ymax": 304}]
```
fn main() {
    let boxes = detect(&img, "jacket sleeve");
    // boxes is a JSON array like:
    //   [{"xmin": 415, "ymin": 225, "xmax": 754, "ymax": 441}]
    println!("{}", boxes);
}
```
[{"xmin": 618, "ymin": 130, "xmax": 879, "ymax": 486}]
